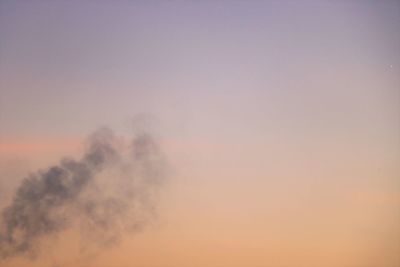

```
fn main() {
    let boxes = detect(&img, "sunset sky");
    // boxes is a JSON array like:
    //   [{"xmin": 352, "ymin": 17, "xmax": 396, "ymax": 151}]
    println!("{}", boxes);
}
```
[{"xmin": 0, "ymin": 1, "xmax": 399, "ymax": 267}]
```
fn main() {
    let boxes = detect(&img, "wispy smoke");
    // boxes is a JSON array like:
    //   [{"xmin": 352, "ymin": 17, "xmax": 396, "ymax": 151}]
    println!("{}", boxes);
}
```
[{"xmin": 0, "ymin": 127, "xmax": 168, "ymax": 259}]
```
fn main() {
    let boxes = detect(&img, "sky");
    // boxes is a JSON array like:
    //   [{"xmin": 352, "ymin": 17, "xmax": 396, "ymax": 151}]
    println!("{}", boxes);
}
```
[{"xmin": 0, "ymin": 1, "xmax": 399, "ymax": 267}]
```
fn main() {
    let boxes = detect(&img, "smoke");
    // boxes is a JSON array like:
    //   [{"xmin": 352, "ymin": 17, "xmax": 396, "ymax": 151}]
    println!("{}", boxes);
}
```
[{"xmin": 0, "ymin": 126, "xmax": 168, "ymax": 260}]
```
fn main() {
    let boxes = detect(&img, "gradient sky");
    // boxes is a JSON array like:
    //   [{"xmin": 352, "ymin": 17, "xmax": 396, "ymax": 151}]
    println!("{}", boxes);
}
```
[{"xmin": 1, "ymin": 1, "xmax": 399, "ymax": 267}]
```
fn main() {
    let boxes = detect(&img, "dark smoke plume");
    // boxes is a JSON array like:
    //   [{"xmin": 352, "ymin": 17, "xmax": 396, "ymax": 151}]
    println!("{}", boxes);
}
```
[{"xmin": 0, "ymin": 127, "xmax": 168, "ymax": 259}]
